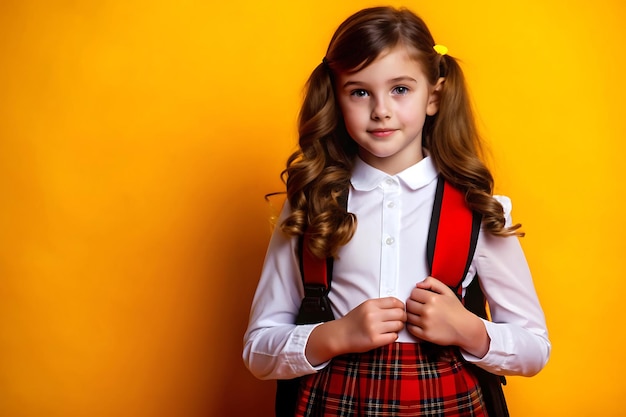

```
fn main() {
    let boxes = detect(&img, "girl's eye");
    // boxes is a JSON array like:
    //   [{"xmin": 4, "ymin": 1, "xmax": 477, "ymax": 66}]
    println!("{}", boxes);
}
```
[
  {"xmin": 392, "ymin": 86, "xmax": 409, "ymax": 95},
  {"xmin": 350, "ymin": 89, "xmax": 369, "ymax": 98}
]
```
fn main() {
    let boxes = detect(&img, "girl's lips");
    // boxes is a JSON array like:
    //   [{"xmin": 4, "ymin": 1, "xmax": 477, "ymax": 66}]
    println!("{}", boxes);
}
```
[{"xmin": 369, "ymin": 129, "xmax": 397, "ymax": 138}]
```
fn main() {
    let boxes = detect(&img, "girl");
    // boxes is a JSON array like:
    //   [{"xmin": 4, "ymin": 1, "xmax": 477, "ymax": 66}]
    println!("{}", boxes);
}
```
[{"xmin": 243, "ymin": 6, "xmax": 550, "ymax": 417}]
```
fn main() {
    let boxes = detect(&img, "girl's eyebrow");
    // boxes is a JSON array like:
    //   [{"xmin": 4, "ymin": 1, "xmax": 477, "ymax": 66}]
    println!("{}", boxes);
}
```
[
  {"xmin": 389, "ymin": 76, "xmax": 418, "ymax": 84},
  {"xmin": 342, "ymin": 76, "xmax": 418, "ymax": 89}
]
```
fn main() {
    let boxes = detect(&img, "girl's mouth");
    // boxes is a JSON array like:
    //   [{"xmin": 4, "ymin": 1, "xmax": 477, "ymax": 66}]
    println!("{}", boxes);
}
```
[{"xmin": 369, "ymin": 129, "xmax": 397, "ymax": 138}]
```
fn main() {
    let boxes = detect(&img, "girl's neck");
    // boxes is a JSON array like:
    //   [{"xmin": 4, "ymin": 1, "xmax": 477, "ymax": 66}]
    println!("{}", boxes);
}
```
[{"xmin": 357, "ymin": 150, "xmax": 425, "ymax": 176}]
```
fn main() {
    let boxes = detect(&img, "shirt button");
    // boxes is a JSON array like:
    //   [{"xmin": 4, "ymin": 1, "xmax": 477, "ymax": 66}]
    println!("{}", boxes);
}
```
[
  {"xmin": 387, "ymin": 201, "xmax": 395, "ymax": 208},
  {"xmin": 385, "ymin": 178, "xmax": 394, "ymax": 185},
  {"xmin": 385, "ymin": 237, "xmax": 395, "ymax": 245}
]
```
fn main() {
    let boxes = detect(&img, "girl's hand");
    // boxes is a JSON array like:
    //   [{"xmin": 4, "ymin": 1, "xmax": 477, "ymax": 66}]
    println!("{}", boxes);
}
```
[
  {"xmin": 405, "ymin": 277, "xmax": 489, "ymax": 357},
  {"xmin": 340, "ymin": 297, "xmax": 407, "ymax": 352},
  {"xmin": 305, "ymin": 297, "xmax": 406, "ymax": 366}
]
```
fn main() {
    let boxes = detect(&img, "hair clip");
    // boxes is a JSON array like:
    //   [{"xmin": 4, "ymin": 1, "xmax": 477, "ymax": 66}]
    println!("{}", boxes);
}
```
[{"xmin": 433, "ymin": 44, "xmax": 448, "ymax": 56}]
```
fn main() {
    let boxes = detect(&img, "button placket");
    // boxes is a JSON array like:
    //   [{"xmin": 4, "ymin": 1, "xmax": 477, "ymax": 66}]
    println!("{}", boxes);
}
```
[{"xmin": 380, "ymin": 177, "xmax": 400, "ymax": 298}]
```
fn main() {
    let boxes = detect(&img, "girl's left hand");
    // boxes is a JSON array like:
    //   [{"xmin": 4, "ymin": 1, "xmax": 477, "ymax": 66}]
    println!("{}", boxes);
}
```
[{"xmin": 405, "ymin": 276, "xmax": 489, "ymax": 357}]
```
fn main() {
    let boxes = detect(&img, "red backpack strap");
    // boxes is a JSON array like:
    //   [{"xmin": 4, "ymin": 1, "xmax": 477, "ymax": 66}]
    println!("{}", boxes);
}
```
[
  {"xmin": 295, "ymin": 235, "xmax": 335, "ymax": 324},
  {"xmin": 295, "ymin": 189, "xmax": 348, "ymax": 324},
  {"xmin": 300, "ymin": 236, "xmax": 331, "ymax": 289},
  {"xmin": 426, "ymin": 176, "xmax": 482, "ymax": 297}
]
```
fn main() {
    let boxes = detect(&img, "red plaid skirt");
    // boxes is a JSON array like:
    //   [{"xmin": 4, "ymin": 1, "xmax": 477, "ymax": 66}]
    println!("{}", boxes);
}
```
[{"xmin": 295, "ymin": 342, "xmax": 487, "ymax": 417}]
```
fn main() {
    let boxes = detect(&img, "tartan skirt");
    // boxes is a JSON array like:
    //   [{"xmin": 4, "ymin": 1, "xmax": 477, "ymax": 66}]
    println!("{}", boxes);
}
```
[{"xmin": 294, "ymin": 342, "xmax": 487, "ymax": 417}]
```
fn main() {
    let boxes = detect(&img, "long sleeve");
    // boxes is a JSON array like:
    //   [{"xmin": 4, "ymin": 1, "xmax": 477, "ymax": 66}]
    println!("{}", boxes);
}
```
[
  {"xmin": 242, "ymin": 203, "xmax": 325, "ymax": 380},
  {"xmin": 460, "ymin": 196, "xmax": 551, "ymax": 376}
]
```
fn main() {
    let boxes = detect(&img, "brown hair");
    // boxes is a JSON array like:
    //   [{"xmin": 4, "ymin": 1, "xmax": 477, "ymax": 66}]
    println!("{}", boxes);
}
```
[{"xmin": 280, "ymin": 6, "xmax": 521, "ymax": 259}]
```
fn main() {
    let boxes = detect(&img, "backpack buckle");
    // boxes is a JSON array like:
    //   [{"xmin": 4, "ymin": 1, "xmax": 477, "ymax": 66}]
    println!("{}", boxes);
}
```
[{"xmin": 296, "ymin": 285, "xmax": 335, "ymax": 324}]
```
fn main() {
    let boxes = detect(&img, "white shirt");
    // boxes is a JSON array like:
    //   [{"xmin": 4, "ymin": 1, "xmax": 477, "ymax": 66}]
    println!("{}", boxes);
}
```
[{"xmin": 243, "ymin": 156, "xmax": 550, "ymax": 380}]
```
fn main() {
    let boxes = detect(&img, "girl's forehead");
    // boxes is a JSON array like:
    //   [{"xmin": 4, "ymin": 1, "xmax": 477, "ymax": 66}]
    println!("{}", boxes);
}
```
[
  {"xmin": 336, "ymin": 48, "xmax": 431, "ymax": 89},
  {"xmin": 347, "ymin": 45, "xmax": 424, "ymax": 75},
  {"xmin": 377, "ymin": 44, "xmax": 421, "ymax": 61},
  {"xmin": 346, "ymin": 43, "xmax": 423, "ymax": 73}
]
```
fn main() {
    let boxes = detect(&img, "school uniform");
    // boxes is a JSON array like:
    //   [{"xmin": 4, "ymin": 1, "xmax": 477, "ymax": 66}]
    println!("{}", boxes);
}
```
[{"xmin": 244, "ymin": 156, "xmax": 550, "ymax": 415}]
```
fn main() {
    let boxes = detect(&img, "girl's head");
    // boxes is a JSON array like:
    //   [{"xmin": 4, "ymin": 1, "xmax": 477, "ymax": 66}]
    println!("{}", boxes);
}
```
[
  {"xmin": 324, "ymin": 7, "xmax": 441, "ymax": 85},
  {"xmin": 298, "ymin": 6, "xmax": 483, "ymax": 183},
  {"xmin": 284, "ymin": 7, "xmax": 513, "ymax": 259}
]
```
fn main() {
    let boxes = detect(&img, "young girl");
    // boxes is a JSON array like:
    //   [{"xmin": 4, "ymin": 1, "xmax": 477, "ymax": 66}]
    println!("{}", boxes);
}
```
[{"xmin": 243, "ymin": 6, "xmax": 550, "ymax": 416}]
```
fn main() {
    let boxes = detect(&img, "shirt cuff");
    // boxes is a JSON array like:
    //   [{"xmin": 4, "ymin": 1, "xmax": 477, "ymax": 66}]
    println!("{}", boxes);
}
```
[
  {"xmin": 460, "ymin": 319, "xmax": 511, "ymax": 374},
  {"xmin": 286, "ymin": 323, "xmax": 330, "ymax": 375}
]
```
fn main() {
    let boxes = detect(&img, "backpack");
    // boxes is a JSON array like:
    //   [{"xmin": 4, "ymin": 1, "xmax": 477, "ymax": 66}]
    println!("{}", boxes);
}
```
[{"xmin": 276, "ymin": 175, "xmax": 509, "ymax": 417}]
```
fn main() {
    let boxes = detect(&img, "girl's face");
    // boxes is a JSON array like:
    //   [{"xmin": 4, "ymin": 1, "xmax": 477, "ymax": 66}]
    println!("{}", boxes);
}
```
[{"xmin": 336, "ymin": 45, "xmax": 442, "ymax": 175}]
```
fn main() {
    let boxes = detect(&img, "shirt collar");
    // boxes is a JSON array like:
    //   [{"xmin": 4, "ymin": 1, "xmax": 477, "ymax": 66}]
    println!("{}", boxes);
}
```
[{"xmin": 351, "ymin": 156, "xmax": 439, "ymax": 191}]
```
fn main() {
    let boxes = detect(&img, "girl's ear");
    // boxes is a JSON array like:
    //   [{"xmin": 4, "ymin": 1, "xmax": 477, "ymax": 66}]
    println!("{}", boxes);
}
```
[{"xmin": 426, "ymin": 77, "xmax": 445, "ymax": 116}]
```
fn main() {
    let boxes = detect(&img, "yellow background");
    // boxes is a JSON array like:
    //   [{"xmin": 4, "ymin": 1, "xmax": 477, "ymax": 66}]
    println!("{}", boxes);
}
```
[{"xmin": 1, "ymin": 1, "xmax": 624, "ymax": 416}]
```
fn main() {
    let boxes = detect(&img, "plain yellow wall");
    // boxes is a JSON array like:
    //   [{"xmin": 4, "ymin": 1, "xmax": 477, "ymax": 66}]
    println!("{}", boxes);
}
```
[{"xmin": 1, "ymin": 1, "xmax": 625, "ymax": 416}]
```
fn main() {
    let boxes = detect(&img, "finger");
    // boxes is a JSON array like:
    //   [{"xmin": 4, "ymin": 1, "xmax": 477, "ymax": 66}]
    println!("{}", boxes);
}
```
[
  {"xmin": 406, "ymin": 323, "xmax": 426, "ymax": 338},
  {"xmin": 379, "ymin": 306, "xmax": 408, "ymax": 323},
  {"xmin": 377, "ymin": 296, "xmax": 406, "ymax": 310},
  {"xmin": 408, "ymin": 287, "xmax": 437, "ymax": 304},
  {"xmin": 395, "ymin": 309, "xmax": 408, "ymax": 323},
  {"xmin": 405, "ymin": 297, "xmax": 424, "ymax": 315},
  {"xmin": 378, "ymin": 332, "xmax": 400, "ymax": 346},
  {"xmin": 416, "ymin": 276, "xmax": 453, "ymax": 295},
  {"xmin": 405, "ymin": 311, "xmax": 422, "ymax": 326},
  {"xmin": 380, "ymin": 319, "xmax": 406, "ymax": 334},
  {"xmin": 415, "ymin": 276, "xmax": 441, "ymax": 291}
]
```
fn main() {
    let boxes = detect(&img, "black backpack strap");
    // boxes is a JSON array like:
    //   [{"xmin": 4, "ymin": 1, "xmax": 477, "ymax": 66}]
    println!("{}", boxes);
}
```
[
  {"xmin": 295, "ymin": 235, "xmax": 335, "ymax": 324},
  {"xmin": 276, "ymin": 187, "xmax": 349, "ymax": 417},
  {"xmin": 294, "ymin": 187, "xmax": 349, "ymax": 325}
]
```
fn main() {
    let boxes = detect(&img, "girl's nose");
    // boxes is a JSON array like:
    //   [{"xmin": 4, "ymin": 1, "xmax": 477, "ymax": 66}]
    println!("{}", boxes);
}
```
[{"xmin": 371, "ymin": 97, "xmax": 391, "ymax": 120}]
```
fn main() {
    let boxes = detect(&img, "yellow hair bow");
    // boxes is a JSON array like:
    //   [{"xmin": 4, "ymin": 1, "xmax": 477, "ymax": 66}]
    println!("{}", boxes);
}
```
[{"xmin": 433, "ymin": 44, "xmax": 448, "ymax": 56}]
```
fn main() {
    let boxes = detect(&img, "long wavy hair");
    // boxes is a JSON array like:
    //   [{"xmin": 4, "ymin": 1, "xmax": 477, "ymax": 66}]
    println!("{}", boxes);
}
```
[{"xmin": 280, "ymin": 6, "xmax": 521, "ymax": 259}]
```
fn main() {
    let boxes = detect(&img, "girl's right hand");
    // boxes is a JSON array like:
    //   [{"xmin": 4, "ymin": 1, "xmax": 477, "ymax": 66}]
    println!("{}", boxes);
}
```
[
  {"xmin": 305, "ymin": 297, "xmax": 406, "ymax": 366},
  {"xmin": 341, "ymin": 297, "xmax": 407, "ymax": 351}
]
